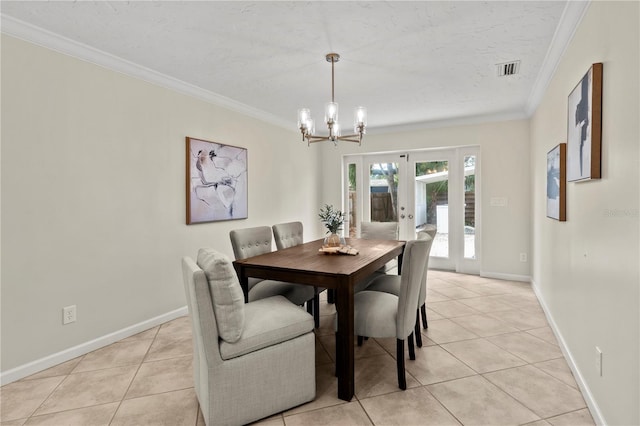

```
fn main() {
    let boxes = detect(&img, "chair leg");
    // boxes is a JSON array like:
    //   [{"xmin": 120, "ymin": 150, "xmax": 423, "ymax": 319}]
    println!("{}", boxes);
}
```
[
  {"xmin": 396, "ymin": 339, "xmax": 407, "ymax": 390},
  {"xmin": 408, "ymin": 332, "xmax": 416, "ymax": 360},
  {"xmin": 313, "ymin": 293, "xmax": 320, "ymax": 328},
  {"xmin": 357, "ymin": 335, "xmax": 364, "ymax": 346},
  {"xmin": 421, "ymin": 303, "xmax": 428, "ymax": 328},
  {"xmin": 415, "ymin": 310, "xmax": 423, "ymax": 348},
  {"xmin": 327, "ymin": 289, "xmax": 335, "ymax": 304}
]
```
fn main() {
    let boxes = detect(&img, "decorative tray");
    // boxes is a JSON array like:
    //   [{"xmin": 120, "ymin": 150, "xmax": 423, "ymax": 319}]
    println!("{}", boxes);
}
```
[{"xmin": 318, "ymin": 245, "xmax": 359, "ymax": 255}]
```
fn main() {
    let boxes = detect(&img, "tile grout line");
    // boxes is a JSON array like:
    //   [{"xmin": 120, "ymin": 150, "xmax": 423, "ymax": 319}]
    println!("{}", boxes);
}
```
[
  {"xmin": 107, "ymin": 325, "xmax": 161, "ymax": 426},
  {"xmin": 21, "ymin": 354, "xmax": 87, "ymax": 422}
]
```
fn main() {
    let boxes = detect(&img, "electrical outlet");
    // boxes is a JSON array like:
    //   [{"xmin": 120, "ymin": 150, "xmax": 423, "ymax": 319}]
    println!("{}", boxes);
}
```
[
  {"xmin": 595, "ymin": 346, "xmax": 603, "ymax": 376},
  {"xmin": 63, "ymin": 305, "xmax": 76, "ymax": 325},
  {"xmin": 520, "ymin": 253, "xmax": 527, "ymax": 262}
]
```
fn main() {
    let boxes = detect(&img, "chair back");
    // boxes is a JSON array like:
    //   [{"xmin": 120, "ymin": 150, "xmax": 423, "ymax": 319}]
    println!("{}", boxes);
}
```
[
  {"xmin": 422, "ymin": 224, "xmax": 437, "ymax": 239},
  {"xmin": 396, "ymin": 239, "xmax": 430, "ymax": 338},
  {"xmin": 272, "ymin": 221, "xmax": 303, "ymax": 250},
  {"xmin": 360, "ymin": 221, "xmax": 399, "ymax": 240},
  {"xmin": 416, "ymin": 231, "xmax": 435, "ymax": 308},
  {"xmin": 230, "ymin": 226, "xmax": 273, "ymax": 259}
]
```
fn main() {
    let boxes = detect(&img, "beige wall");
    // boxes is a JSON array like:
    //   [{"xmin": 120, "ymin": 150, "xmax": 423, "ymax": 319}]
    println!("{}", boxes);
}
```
[
  {"xmin": 530, "ymin": 2, "xmax": 639, "ymax": 424},
  {"xmin": 1, "ymin": 35, "xmax": 321, "ymax": 371},
  {"xmin": 318, "ymin": 119, "xmax": 532, "ymax": 278}
]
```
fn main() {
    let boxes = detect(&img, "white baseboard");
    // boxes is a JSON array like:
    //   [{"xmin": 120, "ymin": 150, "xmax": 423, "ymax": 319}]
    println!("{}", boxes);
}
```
[
  {"xmin": 530, "ymin": 279, "xmax": 605, "ymax": 426},
  {"xmin": 480, "ymin": 270, "xmax": 531, "ymax": 282},
  {"xmin": 0, "ymin": 306, "xmax": 188, "ymax": 386}
]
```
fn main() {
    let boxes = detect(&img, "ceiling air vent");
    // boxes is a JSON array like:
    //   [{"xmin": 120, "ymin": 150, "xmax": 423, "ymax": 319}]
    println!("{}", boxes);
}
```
[{"xmin": 496, "ymin": 61, "xmax": 520, "ymax": 77}]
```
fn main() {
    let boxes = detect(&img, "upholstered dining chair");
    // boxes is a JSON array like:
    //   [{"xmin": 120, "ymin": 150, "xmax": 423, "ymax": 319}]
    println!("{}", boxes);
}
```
[
  {"xmin": 272, "ymin": 221, "xmax": 322, "ymax": 328},
  {"xmin": 418, "ymin": 224, "xmax": 437, "ymax": 330},
  {"xmin": 272, "ymin": 221, "xmax": 304, "ymax": 250},
  {"xmin": 182, "ymin": 249, "xmax": 315, "ymax": 425},
  {"xmin": 364, "ymin": 230, "xmax": 434, "ymax": 347},
  {"xmin": 229, "ymin": 226, "xmax": 315, "ymax": 308},
  {"xmin": 346, "ymin": 238, "xmax": 430, "ymax": 390},
  {"xmin": 360, "ymin": 221, "xmax": 399, "ymax": 241},
  {"xmin": 354, "ymin": 221, "xmax": 400, "ymax": 292}
]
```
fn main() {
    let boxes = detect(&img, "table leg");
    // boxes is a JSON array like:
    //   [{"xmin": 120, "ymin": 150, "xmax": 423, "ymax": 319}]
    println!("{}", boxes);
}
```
[
  {"xmin": 335, "ymin": 279, "xmax": 355, "ymax": 401},
  {"xmin": 234, "ymin": 265, "xmax": 250, "ymax": 303}
]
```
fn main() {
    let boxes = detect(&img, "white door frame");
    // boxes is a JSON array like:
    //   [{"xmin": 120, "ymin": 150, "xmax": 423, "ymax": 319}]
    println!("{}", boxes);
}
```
[{"xmin": 343, "ymin": 146, "xmax": 481, "ymax": 274}]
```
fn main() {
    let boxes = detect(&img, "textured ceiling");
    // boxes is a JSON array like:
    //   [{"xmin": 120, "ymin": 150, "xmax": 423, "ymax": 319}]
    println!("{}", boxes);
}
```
[{"xmin": 1, "ymin": 1, "xmax": 574, "ymax": 131}]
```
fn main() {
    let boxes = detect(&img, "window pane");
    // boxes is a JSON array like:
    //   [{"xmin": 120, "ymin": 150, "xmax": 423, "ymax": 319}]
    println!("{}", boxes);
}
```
[
  {"xmin": 464, "ymin": 156, "xmax": 476, "ymax": 259},
  {"xmin": 369, "ymin": 163, "xmax": 398, "ymax": 222},
  {"xmin": 348, "ymin": 163, "xmax": 357, "ymax": 238},
  {"xmin": 415, "ymin": 161, "xmax": 449, "ymax": 258}
]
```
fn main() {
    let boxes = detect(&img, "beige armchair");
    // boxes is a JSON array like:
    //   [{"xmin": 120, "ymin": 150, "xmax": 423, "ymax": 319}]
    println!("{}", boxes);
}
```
[{"xmin": 182, "ymin": 249, "xmax": 315, "ymax": 425}]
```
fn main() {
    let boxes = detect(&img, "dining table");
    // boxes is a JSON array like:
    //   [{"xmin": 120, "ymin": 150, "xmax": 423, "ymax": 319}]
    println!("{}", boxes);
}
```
[{"xmin": 232, "ymin": 237, "xmax": 405, "ymax": 401}]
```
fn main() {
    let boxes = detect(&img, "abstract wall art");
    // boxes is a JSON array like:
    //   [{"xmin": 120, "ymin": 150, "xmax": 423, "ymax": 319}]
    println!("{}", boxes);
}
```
[
  {"xmin": 186, "ymin": 137, "xmax": 248, "ymax": 224},
  {"xmin": 567, "ymin": 63, "xmax": 603, "ymax": 182},
  {"xmin": 547, "ymin": 143, "xmax": 566, "ymax": 221}
]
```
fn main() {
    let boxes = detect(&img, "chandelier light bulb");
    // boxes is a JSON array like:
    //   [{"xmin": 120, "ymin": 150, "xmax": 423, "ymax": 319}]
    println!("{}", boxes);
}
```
[
  {"xmin": 354, "ymin": 107, "xmax": 367, "ymax": 133},
  {"xmin": 298, "ymin": 108, "xmax": 310, "ymax": 130},
  {"xmin": 325, "ymin": 102, "xmax": 338, "ymax": 123}
]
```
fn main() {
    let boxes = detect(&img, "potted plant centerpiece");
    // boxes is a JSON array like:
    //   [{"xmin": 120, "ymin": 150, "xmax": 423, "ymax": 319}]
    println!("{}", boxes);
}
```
[{"xmin": 318, "ymin": 204, "xmax": 346, "ymax": 247}]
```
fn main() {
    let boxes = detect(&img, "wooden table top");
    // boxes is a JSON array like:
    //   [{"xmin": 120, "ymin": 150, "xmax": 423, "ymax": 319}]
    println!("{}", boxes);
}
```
[{"xmin": 234, "ymin": 238, "xmax": 404, "ymax": 274}]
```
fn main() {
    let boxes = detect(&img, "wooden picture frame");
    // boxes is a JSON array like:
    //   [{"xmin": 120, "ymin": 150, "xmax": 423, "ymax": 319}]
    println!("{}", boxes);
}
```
[
  {"xmin": 567, "ymin": 62, "xmax": 602, "ymax": 181},
  {"xmin": 547, "ymin": 143, "xmax": 566, "ymax": 221},
  {"xmin": 186, "ymin": 137, "xmax": 248, "ymax": 224}
]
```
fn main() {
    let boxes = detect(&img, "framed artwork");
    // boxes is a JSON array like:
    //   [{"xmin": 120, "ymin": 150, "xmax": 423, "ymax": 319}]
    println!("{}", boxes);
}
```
[
  {"xmin": 186, "ymin": 137, "xmax": 248, "ymax": 224},
  {"xmin": 567, "ymin": 62, "xmax": 603, "ymax": 182},
  {"xmin": 547, "ymin": 143, "xmax": 566, "ymax": 221}
]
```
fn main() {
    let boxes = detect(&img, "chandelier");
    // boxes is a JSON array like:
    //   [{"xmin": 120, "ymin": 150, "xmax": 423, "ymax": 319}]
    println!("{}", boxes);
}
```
[{"xmin": 297, "ymin": 53, "xmax": 367, "ymax": 146}]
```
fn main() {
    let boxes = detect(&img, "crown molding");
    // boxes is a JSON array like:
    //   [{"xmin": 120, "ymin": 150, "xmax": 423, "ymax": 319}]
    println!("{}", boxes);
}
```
[
  {"xmin": 2, "ymin": 2, "xmax": 590, "ymax": 136},
  {"xmin": 525, "ymin": 0, "xmax": 591, "ymax": 115},
  {"xmin": 0, "ymin": 14, "xmax": 292, "ymax": 130}
]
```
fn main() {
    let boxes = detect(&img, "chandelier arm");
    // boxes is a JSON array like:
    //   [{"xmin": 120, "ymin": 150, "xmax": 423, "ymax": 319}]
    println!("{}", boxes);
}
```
[
  {"xmin": 307, "ymin": 135, "xmax": 329, "ymax": 143},
  {"xmin": 336, "ymin": 137, "xmax": 362, "ymax": 144}
]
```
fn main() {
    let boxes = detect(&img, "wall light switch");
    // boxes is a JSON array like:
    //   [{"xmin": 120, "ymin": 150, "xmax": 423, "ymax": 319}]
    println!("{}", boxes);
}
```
[{"xmin": 490, "ymin": 197, "xmax": 508, "ymax": 207}]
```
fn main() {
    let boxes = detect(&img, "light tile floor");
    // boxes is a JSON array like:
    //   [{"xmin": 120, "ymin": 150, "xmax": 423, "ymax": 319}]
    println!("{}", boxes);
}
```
[{"xmin": 1, "ymin": 271, "xmax": 596, "ymax": 425}]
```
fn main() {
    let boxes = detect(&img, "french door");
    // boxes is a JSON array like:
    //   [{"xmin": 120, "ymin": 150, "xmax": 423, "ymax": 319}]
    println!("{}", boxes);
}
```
[{"xmin": 343, "ymin": 147, "xmax": 480, "ymax": 273}]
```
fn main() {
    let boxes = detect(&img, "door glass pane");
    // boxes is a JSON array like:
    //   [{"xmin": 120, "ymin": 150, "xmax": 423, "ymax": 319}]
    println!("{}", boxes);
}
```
[
  {"xmin": 415, "ymin": 161, "xmax": 449, "ymax": 257},
  {"xmin": 464, "ymin": 156, "xmax": 476, "ymax": 259},
  {"xmin": 369, "ymin": 163, "xmax": 398, "ymax": 222},
  {"xmin": 348, "ymin": 163, "xmax": 357, "ymax": 238}
]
